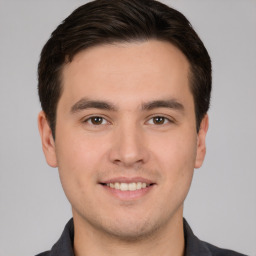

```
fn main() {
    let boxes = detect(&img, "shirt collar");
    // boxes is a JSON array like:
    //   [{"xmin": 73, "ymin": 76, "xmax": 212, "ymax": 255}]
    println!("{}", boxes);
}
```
[
  {"xmin": 183, "ymin": 218, "xmax": 212, "ymax": 256},
  {"xmin": 49, "ymin": 219, "xmax": 75, "ymax": 256}
]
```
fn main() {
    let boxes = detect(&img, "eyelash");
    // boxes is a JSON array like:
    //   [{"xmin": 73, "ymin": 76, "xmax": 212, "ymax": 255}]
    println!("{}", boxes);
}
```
[
  {"xmin": 147, "ymin": 116, "xmax": 173, "ymax": 125},
  {"xmin": 83, "ymin": 115, "xmax": 174, "ymax": 126},
  {"xmin": 83, "ymin": 116, "xmax": 109, "ymax": 125}
]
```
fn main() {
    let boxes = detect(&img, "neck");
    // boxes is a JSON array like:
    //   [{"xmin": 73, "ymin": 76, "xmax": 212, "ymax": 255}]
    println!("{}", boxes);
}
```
[{"xmin": 73, "ymin": 209, "xmax": 185, "ymax": 256}]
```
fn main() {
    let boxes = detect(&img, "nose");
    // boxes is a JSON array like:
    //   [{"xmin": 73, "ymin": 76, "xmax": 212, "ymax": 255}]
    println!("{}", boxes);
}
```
[{"xmin": 109, "ymin": 123, "xmax": 149, "ymax": 168}]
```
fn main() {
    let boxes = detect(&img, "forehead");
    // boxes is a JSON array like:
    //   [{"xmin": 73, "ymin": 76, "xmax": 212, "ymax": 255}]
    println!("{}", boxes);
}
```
[{"xmin": 60, "ymin": 40, "xmax": 192, "ymax": 108}]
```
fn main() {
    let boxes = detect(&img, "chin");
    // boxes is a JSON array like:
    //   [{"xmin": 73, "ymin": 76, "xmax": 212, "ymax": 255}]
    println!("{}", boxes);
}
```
[{"xmin": 96, "ymin": 214, "xmax": 166, "ymax": 242}]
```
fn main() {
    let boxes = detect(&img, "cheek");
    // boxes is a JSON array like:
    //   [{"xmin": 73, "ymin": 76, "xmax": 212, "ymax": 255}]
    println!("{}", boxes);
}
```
[
  {"xmin": 151, "ymin": 131, "xmax": 197, "ymax": 189},
  {"xmin": 56, "ymin": 127, "xmax": 108, "ymax": 168},
  {"xmin": 54, "ymin": 131, "xmax": 108, "ymax": 200},
  {"xmin": 151, "ymin": 130, "xmax": 197, "ymax": 167}
]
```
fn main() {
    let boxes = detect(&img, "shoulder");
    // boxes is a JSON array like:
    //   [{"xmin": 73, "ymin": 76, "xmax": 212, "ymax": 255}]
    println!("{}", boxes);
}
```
[
  {"xmin": 35, "ymin": 252, "xmax": 50, "ymax": 256},
  {"xmin": 203, "ymin": 241, "xmax": 247, "ymax": 256},
  {"xmin": 183, "ymin": 218, "xmax": 247, "ymax": 256},
  {"xmin": 34, "ymin": 218, "xmax": 74, "ymax": 256}
]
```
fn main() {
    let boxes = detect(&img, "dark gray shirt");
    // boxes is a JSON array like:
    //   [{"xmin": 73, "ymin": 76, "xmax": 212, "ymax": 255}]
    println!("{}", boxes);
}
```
[{"xmin": 36, "ymin": 218, "xmax": 247, "ymax": 256}]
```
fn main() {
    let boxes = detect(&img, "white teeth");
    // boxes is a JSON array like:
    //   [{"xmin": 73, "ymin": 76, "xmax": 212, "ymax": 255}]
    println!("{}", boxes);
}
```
[
  {"xmin": 106, "ymin": 182, "xmax": 149, "ymax": 191},
  {"xmin": 120, "ymin": 183, "xmax": 128, "ymax": 191},
  {"xmin": 137, "ymin": 182, "xmax": 142, "ymax": 189},
  {"xmin": 114, "ymin": 183, "xmax": 120, "ymax": 189},
  {"xmin": 128, "ymin": 183, "xmax": 136, "ymax": 191}
]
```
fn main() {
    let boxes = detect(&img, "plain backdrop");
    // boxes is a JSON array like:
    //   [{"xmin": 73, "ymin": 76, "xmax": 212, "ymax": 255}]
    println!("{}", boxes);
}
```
[{"xmin": 0, "ymin": 0, "xmax": 255, "ymax": 255}]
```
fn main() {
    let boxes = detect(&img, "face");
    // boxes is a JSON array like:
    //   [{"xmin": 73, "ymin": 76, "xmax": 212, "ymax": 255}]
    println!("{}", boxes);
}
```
[{"xmin": 39, "ymin": 40, "xmax": 208, "ymax": 240}]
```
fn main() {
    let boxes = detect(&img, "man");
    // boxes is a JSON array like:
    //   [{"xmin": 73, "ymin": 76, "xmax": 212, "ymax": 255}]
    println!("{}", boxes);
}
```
[{"xmin": 36, "ymin": 0, "xmax": 246, "ymax": 255}]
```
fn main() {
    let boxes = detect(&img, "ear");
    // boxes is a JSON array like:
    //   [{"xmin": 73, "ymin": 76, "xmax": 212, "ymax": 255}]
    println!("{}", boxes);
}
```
[
  {"xmin": 38, "ymin": 111, "xmax": 58, "ymax": 167},
  {"xmin": 194, "ymin": 114, "xmax": 209, "ymax": 169}
]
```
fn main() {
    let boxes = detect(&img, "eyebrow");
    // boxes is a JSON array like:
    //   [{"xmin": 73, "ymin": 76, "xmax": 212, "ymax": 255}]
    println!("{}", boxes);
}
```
[
  {"xmin": 71, "ymin": 98, "xmax": 117, "ymax": 113},
  {"xmin": 141, "ymin": 99, "xmax": 184, "ymax": 112},
  {"xmin": 70, "ymin": 98, "xmax": 184, "ymax": 113}
]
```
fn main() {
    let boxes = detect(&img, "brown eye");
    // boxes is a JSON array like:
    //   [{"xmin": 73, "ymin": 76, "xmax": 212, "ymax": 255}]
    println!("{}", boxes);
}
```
[
  {"xmin": 91, "ymin": 117, "xmax": 103, "ymax": 125},
  {"xmin": 152, "ymin": 116, "xmax": 166, "ymax": 125},
  {"xmin": 87, "ymin": 116, "xmax": 107, "ymax": 125}
]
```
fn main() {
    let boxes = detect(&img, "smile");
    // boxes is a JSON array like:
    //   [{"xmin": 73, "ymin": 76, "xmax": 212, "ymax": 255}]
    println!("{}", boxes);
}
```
[
  {"xmin": 106, "ymin": 182, "xmax": 150, "ymax": 191},
  {"xmin": 100, "ymin": 178, "xmax": 155, "ymax": 200}
]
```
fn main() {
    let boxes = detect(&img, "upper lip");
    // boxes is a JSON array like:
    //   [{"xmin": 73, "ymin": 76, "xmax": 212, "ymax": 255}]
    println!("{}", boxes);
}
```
[{"xmin": 100, "ymin": 176, "xmax": 155, "ymax": 185}]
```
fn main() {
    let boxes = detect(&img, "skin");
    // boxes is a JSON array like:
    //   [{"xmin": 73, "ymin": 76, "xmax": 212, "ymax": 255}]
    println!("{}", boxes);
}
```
[{"xmin": 38, "ymin": 40, "xmax": 208, "ymax": 256}]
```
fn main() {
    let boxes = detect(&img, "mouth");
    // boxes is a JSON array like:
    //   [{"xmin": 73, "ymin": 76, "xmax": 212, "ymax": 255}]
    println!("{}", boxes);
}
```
[
  {"xmin": 99, "ymin": 177, "xmax": 156, "ymax": 201},
  {"xmin": 100, "ymin": 182, "xmax": 153, "ymax": 191}
]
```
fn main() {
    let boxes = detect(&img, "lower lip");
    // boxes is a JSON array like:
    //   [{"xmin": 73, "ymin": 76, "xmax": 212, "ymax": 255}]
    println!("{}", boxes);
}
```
[{"xmin": 101, "ymin": 184, "xmax": 155, "ymax": 200}]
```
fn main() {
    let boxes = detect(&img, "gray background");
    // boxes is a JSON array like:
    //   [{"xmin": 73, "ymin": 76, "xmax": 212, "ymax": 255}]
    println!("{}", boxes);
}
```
[{"xmin": 0, "ymin": 0, "xmax": 255, "ymax": 255}]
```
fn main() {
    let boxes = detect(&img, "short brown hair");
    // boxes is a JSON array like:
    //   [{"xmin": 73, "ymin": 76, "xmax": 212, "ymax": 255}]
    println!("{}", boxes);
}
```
[{"xmin": 38, "ymin": 0, "xmax": 211, "ymax": 138}]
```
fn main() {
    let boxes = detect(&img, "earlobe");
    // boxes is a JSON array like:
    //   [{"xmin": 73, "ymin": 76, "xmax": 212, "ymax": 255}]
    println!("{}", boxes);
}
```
[
  {"xmin": 194, "ymin": 114, "xmax": 209, "ymax": 169},
  {"xmin": 38, "ymin": 111, "xmax": 58, "ymax": 167}
]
